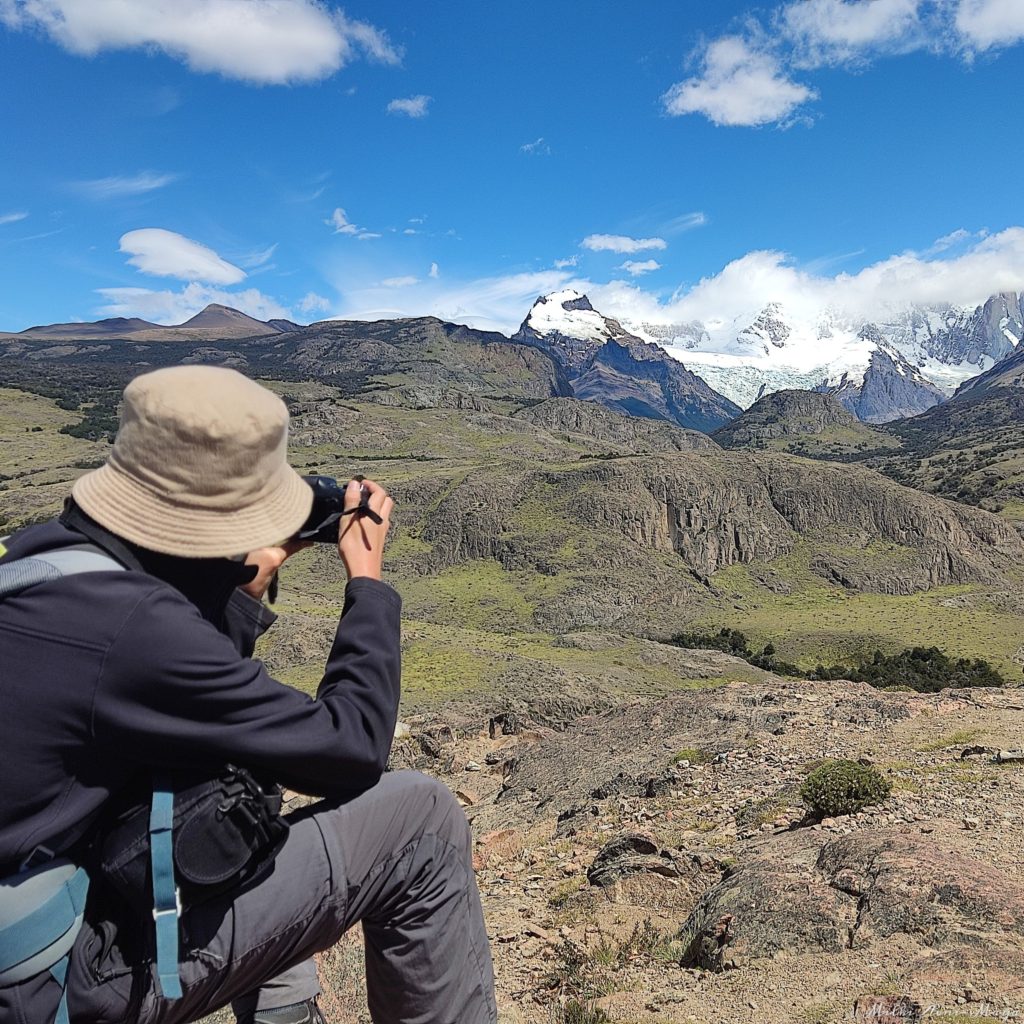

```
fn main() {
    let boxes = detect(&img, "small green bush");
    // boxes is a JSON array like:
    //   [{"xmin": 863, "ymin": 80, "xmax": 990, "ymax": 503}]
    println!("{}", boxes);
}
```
[{"xmin": 800, "ymin": 759, "xmax": 891, "ymax": 818}]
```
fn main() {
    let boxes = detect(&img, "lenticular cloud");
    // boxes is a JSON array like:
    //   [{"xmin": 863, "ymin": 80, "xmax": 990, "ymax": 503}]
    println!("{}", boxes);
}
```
[{"xmin": 119, "ymin": 229, "xmax": 246, "ymax": 285}]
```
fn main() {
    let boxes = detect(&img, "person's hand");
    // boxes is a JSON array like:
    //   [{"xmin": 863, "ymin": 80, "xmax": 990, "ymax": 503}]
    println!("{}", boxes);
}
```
[
  {"xmin": 239, "ymin": 539, "xmax": 311, "ymax": 600},
  {"xmin": 339, "ymin": 478, "xmax": 393, "ymax": 581}
]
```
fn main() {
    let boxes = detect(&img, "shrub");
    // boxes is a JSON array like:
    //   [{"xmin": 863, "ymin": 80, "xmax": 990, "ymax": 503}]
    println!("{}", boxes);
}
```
[{"xmin": 800, "ymin": 759, "xmax": 891, "ymax": 818}]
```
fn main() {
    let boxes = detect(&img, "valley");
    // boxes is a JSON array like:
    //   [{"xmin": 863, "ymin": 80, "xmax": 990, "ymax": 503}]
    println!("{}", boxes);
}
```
[{"xmin": 4, "ymin": 295, "xmax": 1024, "ymax": 1024}]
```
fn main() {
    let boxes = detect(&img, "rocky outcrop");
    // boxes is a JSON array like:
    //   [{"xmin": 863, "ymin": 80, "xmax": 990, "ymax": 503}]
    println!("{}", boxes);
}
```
[
  {"xmin": 679, "ymin": 830, "xmax": 1024, "ymax": 969},
  {"xmin": 713, "ymin": 389, "xmax": 859, "ymax": 448},
  {"xmin": 515, "ymin": 398, "xmax": 718, "ymax": 452}
]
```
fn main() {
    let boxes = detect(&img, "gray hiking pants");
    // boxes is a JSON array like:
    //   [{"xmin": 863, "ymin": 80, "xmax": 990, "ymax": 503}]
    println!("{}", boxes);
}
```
[{"xmin": 63, "ymin": 771, "xmax": 497, "ymax": 1024}]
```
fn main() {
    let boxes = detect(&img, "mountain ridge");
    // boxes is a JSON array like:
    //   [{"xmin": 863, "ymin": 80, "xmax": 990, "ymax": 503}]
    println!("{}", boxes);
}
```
[{"xmin": 513, "ymin": 289, "xmax": 742, "ymax": 432}]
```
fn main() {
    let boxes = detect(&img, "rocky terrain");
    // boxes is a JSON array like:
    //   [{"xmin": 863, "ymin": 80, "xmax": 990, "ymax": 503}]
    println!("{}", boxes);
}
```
[{"xmin": 282, "ymin": 667, "xmax": 1024, "ymax": 1024}]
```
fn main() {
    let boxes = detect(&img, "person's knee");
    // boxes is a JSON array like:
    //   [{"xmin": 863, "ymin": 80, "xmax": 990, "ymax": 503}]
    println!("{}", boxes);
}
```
[{"xmin": 386, "ymin": 771, "xmax": 470, "ymax": 849}]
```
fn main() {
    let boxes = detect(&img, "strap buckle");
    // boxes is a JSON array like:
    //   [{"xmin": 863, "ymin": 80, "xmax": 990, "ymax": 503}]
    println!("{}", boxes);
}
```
[
  {"xmin": 152, "ymin": 886, "xmax": 182, "ymax": 920},
  {"xmin": 19, "ymin": 844, "xmax": 55, "ymax": 872}
]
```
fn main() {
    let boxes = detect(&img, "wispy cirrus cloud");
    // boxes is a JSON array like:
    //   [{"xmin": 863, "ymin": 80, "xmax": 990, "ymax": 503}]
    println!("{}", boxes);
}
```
[
  {"xmin": 662, "ymin": 211, "xmax": 709, "ymax": 234},
  {"xmin": 71, "ymin": 171, "xmax": 179, "ymax": 199},
  {"xmin": 380, "ymin": 275, "xmax": 419, "ymax": 287},
  {"xmin": 325, "ymin": 207, "xmax": 380, "ymax": 240},
  {"xmin": 0, "ymin": 0, "xmax": 400, "ymax": 84},
  {"xmin": 581, "ymin": 234, "xmax": 667, "ymax": 254},
  {"xmin": 119, "ymin": 228, "xmax": 246, "ymax": 284},
  {"xmin": 387, "ymin": 94, "xmax": 431, "ymax": 117},
  {"xmin": 0, "ymin": 211, "xmax": 29, "ymax": 225},
  {"xmin": 238, "ymin": 243, "xmax": 277, "ymax": 269}
]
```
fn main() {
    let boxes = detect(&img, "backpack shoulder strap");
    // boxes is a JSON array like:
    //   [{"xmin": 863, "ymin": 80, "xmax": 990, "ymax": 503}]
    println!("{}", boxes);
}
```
[{"xmin": 0, "ymin": 545, "xmax": 126, "ymax": 599}]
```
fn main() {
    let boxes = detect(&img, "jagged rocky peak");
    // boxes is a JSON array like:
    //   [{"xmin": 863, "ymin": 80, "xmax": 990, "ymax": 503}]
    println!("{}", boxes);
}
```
[
  {"xmin": 513, "ymin": 289, "xmax": 636, "ymax": 373},
  {"xmin": 828, "ymin": 346, "xmax": 946, "ymax": 423},
  {"xmin": 738, "ymin": 302, "xmax": 791, "ymax": 352},
  {"xmin": 513, "ymin": 290, "xmax": 742, "ymax": 433}
]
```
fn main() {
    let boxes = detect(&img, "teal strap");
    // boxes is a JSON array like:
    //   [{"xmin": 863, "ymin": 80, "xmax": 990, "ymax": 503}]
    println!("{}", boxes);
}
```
[
  {"xmin": 0, "ymin": 867, "xmax": 88, "ymax": 970},
  {"xmin": 149, "ymin": 786, "xmax": 182, "ymax": 1000},
  {"xmin": 51, "ymin": 956, "xmax": 70, "ymax": 1024}
]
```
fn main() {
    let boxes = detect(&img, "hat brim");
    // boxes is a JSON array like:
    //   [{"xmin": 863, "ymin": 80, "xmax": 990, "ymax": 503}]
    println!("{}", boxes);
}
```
[{"xmin": 72, "ymin": 461, "xmax": 314, "ymax": 558}]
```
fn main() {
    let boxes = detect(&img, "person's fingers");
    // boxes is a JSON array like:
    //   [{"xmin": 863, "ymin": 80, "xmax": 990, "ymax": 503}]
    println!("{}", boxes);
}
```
[{"xmin": 344, "ymin": 478, "xmax": 362, "ymax": 511}]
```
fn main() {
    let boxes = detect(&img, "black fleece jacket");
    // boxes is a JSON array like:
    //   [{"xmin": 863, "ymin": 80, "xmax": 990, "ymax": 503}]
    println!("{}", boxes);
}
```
[{"xmin": 0, "ymin": 506, "xmax": 402, "ymax": 875}]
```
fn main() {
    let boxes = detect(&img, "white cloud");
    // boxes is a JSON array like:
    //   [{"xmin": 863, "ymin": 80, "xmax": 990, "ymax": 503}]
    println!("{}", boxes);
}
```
[
  {"xmin": 380, "ymin": 275, "xmax": 419, "ymax": 287},
  {"xmin": 581, "ymin": 234, "xmax": 668, "ymax": 254},
  {"xmin": 327, "ymin": 207, "xmax": 359, "ymax": 235},
  {"xmin": 956, "ymin": 0, "xmax": 1024, "ymax": 51},
  {"xmin": 666, "ymin": 0, "xmax": 1024, "ymax": 129},
  {"xmin": 297, "ymin": 291, "xmax": 331, "ymax": 315},
  {"xmin": 387, "ymin": 94, "xmax": 431, "ymax": 117},
  {"xmin": 357, "ymin": 232, "xmax": 381, "ymax": 240},
  {"xmin": 520, "ymin": 137, "xmax": 551, "ymax": 156},
  {"xmin": 429, "ymin": 262, "xmax": 440, "ymax": 279},
  {"xmin": 587, "ymin": 226, "xmax": 1024, "ymax": 330},
  {"xmin": 781, "ymin": 0, "xmax": 924, "ymax": 65},
  {"xmin": 403, "ymin": 228, "xmax": 418, "ymax": 235},
  {"xmin": 0, "ymin": 211, "xmax": 28, "ymax": 225},
  {"xmin": 71, "ymin": 171, "xmax": 178, "ymax": 199},
  {"xmin": 663, "ymin": 36, "xmax": 817, "ymax": 127},
  {"xmin": 96, "ymin": 282, "xmax": 291, "ymax": 324},
  {"xmin": 554, "ymin": 255, "xmax": 579, "ymax": 269},
  {"xmin": 119, "ymin": 228, "xmax": 246, "ymax": 284},
  {"xmin": 320, "ymin": 226, "xmax": 1024, "ymax": 340},
  {"xmin": 618, "ymin": 259, "xmax": 662, "ymax": 276},
  {"xmin": 0, "ymin": 0, "xmax": 400, "ymax": 84}
]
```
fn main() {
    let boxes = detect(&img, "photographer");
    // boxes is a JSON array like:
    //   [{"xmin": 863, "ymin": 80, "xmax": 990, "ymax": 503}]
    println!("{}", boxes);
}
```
[{"xmin": 0, "ymin": 366, "xmax": 496, "ymax": 1024}]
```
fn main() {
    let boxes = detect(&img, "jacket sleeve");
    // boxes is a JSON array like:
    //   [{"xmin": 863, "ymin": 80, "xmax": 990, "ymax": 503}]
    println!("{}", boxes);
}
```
[{"xmin": 92, "ymin": 577, "xmax": 402, "ymax": 797}]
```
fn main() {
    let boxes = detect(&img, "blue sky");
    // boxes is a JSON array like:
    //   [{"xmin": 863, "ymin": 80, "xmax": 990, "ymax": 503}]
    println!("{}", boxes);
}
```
[{"xmin": 1, "ymin": 0, "xmax": 1023, "ymax": 333}]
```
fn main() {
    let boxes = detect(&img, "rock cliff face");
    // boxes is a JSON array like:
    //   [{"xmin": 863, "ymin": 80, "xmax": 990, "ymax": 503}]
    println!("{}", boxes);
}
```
[
  {"xmin": 713, "ymin": 389, "xmax": 858, "ymax": 448},
  {"xmin": 418, "ymin": 452, "xmax": 1023, "ymax": 615},
  {"xmin": 920, "ymin": 291, "xmax": 1023, "ymax": 366}
]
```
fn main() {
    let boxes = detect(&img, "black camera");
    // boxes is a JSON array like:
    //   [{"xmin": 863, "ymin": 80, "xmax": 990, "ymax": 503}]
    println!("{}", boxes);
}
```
[{"xmin": 296, "ymin": 475, "xmax": 380, "ymax": 543}]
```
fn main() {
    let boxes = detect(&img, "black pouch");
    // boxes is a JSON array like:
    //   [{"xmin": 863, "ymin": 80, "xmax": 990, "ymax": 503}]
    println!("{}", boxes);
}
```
[{"xmin": 94, "ymin": 766, "xmax": 290, "ymax": 913}]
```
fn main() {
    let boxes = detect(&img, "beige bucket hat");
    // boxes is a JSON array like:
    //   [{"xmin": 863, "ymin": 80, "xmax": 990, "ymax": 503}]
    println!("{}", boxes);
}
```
[{"xmin": 72, "ymin": 366, "xmax": 313, "ymax": 558}]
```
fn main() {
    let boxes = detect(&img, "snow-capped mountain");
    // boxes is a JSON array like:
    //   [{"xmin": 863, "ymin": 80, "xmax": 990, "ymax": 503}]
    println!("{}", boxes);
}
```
[
  {"xmin": 512, "ymin": 290, "xmax": 741, "ymax": 433},
  {"xmin": 629, "ymin": 292, "xmax": 1023, "ymax": 422}
]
